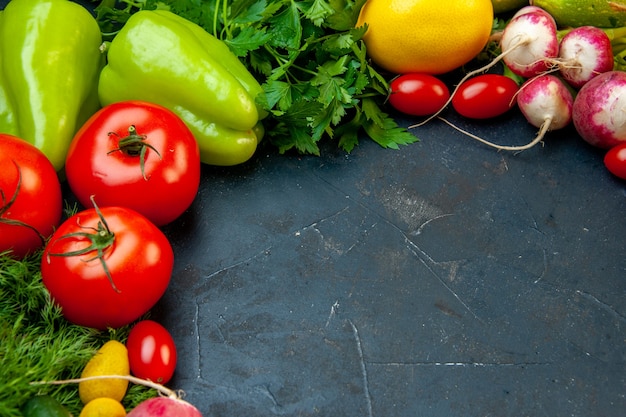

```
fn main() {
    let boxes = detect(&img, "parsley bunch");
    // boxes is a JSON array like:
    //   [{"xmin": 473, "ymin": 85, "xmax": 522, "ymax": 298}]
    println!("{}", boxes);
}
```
[{"xmin": 95, "ymin": 0, "xmax": 418, "ymax": 155}]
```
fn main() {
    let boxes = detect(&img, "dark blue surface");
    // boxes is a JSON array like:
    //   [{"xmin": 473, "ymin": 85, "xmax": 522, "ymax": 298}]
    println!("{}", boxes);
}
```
[
  {"xmin": 2, "ymin": 0, "xmax": 625, "ymax": 416},
  {"xmin": 156, "ymin": 110, "xmax": 626, "ymax": 417}
]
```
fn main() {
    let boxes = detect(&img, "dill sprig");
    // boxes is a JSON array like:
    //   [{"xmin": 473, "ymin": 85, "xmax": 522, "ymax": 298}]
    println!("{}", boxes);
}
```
[{"xmin": 0, "ymin": 251, "xmax": 153, "ymax": 416}]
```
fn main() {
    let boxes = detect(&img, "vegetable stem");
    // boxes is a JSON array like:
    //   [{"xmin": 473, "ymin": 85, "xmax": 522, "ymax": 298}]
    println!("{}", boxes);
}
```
[{"xmin": 31, "ymin": 374, "xmax": 181, "ymax": 400}]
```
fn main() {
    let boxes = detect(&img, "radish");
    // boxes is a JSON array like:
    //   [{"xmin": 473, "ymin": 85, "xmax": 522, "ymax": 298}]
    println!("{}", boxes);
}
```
[
  {"xmin": 128, "ymin": 397, "xmax": 203, "ymax": 417},
  {"xmin": 557, "ymin": 26, "xmax": 614, "ymax": 89},
  {"xmin": 515, "ymin": 74, "xmax": 574, "ymax": 148},
  {"xmin": 572, "ymin": 71, "xmax": 626, "ymax": 149},
  {"xmin": 500, "ymin": 11, "xmax": 559, "ymax": 78}
]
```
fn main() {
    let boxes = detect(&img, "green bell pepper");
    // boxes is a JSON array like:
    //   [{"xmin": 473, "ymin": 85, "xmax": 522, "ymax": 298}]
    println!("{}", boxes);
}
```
[
  {"xmin": 0, "ymin": 0, "xmax": 103, "ymax": 172},
  {"xmin": 98, "ymin": 10, "xmax": 267, "ymax": 166}
]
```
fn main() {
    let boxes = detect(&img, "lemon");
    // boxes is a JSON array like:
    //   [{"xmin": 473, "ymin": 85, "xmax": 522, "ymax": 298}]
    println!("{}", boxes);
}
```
[
  {"xmin": 79, "ymin": 340, "xmax": 130, "ymax": 404},
  {"xmin": 356, "ymin": 0, "xmax": 494, "ymax": 74},
  {"xmin": 491, "ymin": 0, "xmax": 528, "ymax": 14},
  {"xmin": 79, "ymin": 398, "xmax": 127, "ymax": 417}
]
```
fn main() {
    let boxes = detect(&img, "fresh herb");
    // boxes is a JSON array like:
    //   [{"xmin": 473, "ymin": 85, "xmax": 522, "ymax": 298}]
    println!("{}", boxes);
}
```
[
  {"xmin": 0, "ymin": 250, "xmax": 154, "ymax": 416},
  {"xmin": 93, "ymin": 0, "xmax": 418, "ymax": 155}
]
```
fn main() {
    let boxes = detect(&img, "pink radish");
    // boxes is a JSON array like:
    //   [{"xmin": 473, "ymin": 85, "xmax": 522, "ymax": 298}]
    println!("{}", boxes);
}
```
[
  {"xmin": 516, "ymin": 74, "xmax": 574, "ymax": 148},
  {"xmin": 127, "ymin": 396, "xmax": 203, "ymax": 417},
  {"xmin": 572, "ymin": 71, "xmax": 626, "ymax": 149},
  {"xmin": 500, "ymin": 12, "xmax": 559, "ymax": 78},
  {"xmin": 557, "ymin": 26, "xmax": 614, "ymax": 89}
]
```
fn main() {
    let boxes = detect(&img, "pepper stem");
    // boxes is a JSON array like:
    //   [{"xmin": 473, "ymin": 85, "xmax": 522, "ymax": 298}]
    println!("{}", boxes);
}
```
[{"xmin": 107, "ymin": 125, "xmax": 161, "ymax": 180}]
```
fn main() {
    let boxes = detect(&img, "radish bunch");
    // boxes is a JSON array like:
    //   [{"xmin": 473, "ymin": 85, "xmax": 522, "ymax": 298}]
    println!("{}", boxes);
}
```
[
  {"xmin": 500, "ymin": 6, "xmax": 613, "ymax": 148},
  {"xmin": 405, "ymin": 4, "xmax": 624, "ymax": 164},
  {"xmin": 496, "ymin": 5, "xmax": 626, "ymax": 180},
  {"xmin": 502, "ymin": 6, "xmax": 614, "ymax": 85},
  {"xmin": 411, "ymin": 5, "xmax": 620, "ymax": 152},
  {"xmin": 489, "ymin": 6, "xmax": 619, "ymax": 151}
]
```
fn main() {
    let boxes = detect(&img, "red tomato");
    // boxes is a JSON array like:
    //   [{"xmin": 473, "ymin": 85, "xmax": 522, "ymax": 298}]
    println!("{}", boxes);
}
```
[
  {"xmin": 388, "ymin": 73, "xmax": 450, "ymax": 116},
  {"xmin": 41, "ymin": 204, "xmax": 173, "ymax": 329},
  {"xmin": 0, "ymin": 134, "xmax": 62, "ymax": 258},
  {"xmin": 452, "ymin": 74, "xmax": 519, "ymax": 119},
  {"xmin": 604, "ymin": 143, "xmax": 626, "ymax": 180},
  {"xmin": 65, "ymin": 101, "xmax": 201, "ymax": 226},
  {"xmin": 127, "ymin": 320, "xmax": 177, "ymax": 384}
]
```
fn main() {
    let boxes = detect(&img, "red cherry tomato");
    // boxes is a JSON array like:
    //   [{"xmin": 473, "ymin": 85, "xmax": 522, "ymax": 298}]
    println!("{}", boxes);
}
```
[
  {"xmin": 452, "ymin": 74, "xmax": 519, "ymax": 119},
  {"xmin": 127, "ymin": 320, "xmax": 177, "ymax": 384},
  {"xmin": 388, "ymin": 73, "xmax": 450, "ymax": 116},
  {"xmin": 0, "ymin": 134, "xmax": 62, "ymax": 258},
  {"xmin": 604, "ymin": 143, "xmax": 626, "ymax": 180},
  {"xmin": 41, "ymin": 204, "xmax": 173, "ymax": 329},
  {"xmin": 65, "ymin": 101, "xmax": 201, "ymax": 226}
]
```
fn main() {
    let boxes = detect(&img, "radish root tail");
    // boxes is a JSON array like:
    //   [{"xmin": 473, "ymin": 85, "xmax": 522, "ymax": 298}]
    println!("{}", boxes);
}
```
[
  {"xmin": 437, "ymin": 116, "xmax": 552, "ymax": 152},
  {"xmin": 30, "ymin": 374, "xmax": 183, "ymax": 399}
]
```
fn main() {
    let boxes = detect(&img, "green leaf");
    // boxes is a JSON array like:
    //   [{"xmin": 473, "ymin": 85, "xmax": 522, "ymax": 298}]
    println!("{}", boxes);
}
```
[
  {"xmin": 303, "ymin": 0, "xmax": 335, "ymax": 26},
  {"xmin": 351, "ymin": 66, "xmax": 370, "ymax": 96},
  {"xmin": 225, "ymin": 25, "xmax": 272, "ymax": 57},
  {"xmin": 321, "ymin": 32, "xmax": 355, "ymax": 54},
  {"xmin": 325, "ymin": 0, "xmax": 367, "ymax": 30},
  {"xmin": 361, "ymin": 97, "xmax": 386, "ymax": 128},
  {"xmin": 281, "ymin": 98, "xmax": 323, "ymax": 128},
  {"xmin": 310, "ymin": 105, "xmax": 334, "ymax": 141},
  {"xmin": 290, "ymin": 125, "xmax": 321, "ymax": 155},
  {"xmin": 264, "ymin": 80, "xmax": 293, "ymax": 111},
  {"xmin": 268, "ymin": 2, "xmax": 302, "ymax": 50},
  {"xmin": 230, "ymin": 0, "xmax": 267, "ymax": 24},
  {"xmin": 335, "ymin": 110, "xmax": 364, "ymax": 152},
  {"xmin": 248, "ymin": 49, "xmax": 275, "ymax": 76},
  {"xmin": 311, "ymin": 61, "xmax": 353, "ymax": 112},
  {"xmin": 361, "ymin": 99, "xmax": 419, "ymax": 149}
]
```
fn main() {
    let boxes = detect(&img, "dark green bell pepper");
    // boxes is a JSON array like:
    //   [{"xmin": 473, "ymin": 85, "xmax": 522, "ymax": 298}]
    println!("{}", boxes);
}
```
[
  {"xmin": 0, "ymin": 0, "xmax": 103, "ymax": 172},
  {"xmin": 98, "ymin": 9, "xmax": 267, "ymax": 166}
]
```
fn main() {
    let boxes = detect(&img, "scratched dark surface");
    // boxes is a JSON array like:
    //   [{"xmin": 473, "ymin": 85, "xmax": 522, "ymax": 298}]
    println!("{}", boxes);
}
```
[
  {"xmin": 4, "ymin": 0, "xmax": 625, "ymax": 415},
  {"xmin": 153, "ymin": 111, "xmax": 626, "ymax": 417}
]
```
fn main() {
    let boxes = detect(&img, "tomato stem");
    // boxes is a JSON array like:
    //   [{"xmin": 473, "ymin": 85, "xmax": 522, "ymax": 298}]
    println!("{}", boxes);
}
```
[
  {"xmin": 107, "ymin": 125, "xmax": 161, "ymax": 180},
  {"xmin": 0, "ymin": 161, "xmax": 46, "ymax": 245},
  {"xmin": 48, "ymin": 196, "xmax": 120, "ymax": 293}
]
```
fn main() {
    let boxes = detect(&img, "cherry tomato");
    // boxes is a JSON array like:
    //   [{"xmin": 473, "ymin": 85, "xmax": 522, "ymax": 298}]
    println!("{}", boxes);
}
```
[
  {"xmin": 65, "ymin": 101, "xmax": 201, "ymax": 226},
  {"xmin": 127, "ymin": 320, "xmax": 177, "ymax": 384},
  {"xmin": 452, "ymin": 74, "xmax": 519, "ymax": 119},
  {"xmin": 604, "ymin": 142, "xmax": 626, "ymax": 180},
  {"xmin": 388, "ymin": 73, "xmax": 450, "ymax": 116},
  {"xmin": 0, "ymin": 134, "xmax": 62, "ymax": 258},
  {"xmin": 41, "ymin": 203, "xmax": 174, "ymax": 329}
]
